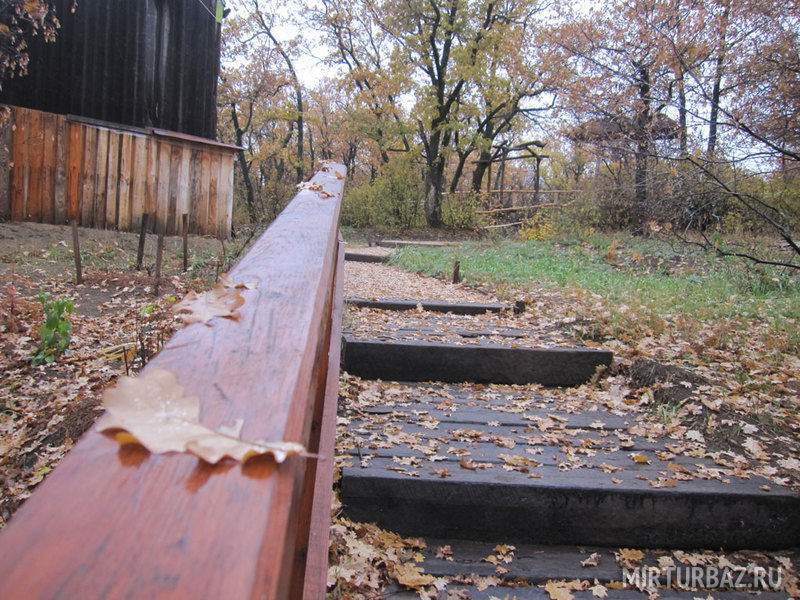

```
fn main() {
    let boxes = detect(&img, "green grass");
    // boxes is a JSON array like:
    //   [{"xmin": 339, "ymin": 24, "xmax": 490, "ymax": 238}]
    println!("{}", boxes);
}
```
[{"xmin": 390, "ymin": 235, "xmax": 800, "ymax": 328}]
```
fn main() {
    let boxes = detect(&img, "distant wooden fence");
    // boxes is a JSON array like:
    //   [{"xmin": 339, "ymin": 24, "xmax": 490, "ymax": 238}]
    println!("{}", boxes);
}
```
[
  {"xmin": 0, "ymin": 105, "xmax": 237, "ymax": 238},
  {"xmin": 0, "ymin": 163, "xmax": 346, "ymax": 599}
]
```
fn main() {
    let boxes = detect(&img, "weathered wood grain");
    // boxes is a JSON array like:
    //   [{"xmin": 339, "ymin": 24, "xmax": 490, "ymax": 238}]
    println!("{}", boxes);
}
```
[
  {"xmin": 188, "ymin": 148, "xmax": 201, "ymax": 232},
  {"xmin": 93, "ymin": 128, "xmax": 110, "ymax": 229},
  {"xmin": 10, "ymin": 107, "xmax": 28, "ymax": 221},
  {"xmin": 176, "ymin": 145, "xmax": 191, "ymax": 233},
  {"xmin": 53, "ymin": 114, "xmax": 67, "ymax": 223},
  {"xmin": 3, "ymin": 106, "xmax": 237, "ymax": 237},
  {"xmin": 40, "ymin": 111, "xmax": 57, "ymax": 224},
  {"xmin": 66, "ymin": 121, "xmax": 84, "ymax": 221},
  {"xmin": 207, "ymin": 151, "xmax": 220, "ymax": 235},
  {"xmin": 198, "ymin": 148, "xmax": 211, "ymax": 233},
  {"xmin": 117, "ymin": 132, "xmax": 133, "ymax": 230},
  {"xmin": 166, "ymin": 143, "xmax": 182, "ymax": 233},
  {"xmin": 0, "ymin": 110, "xmax": 14, "ymax": 220},
  {"xmin": 131, "ymin": 136, "xmax": 148, "ymax": 230},
  {"xmin": 105, "ymin": 132, "xmax": 120, "ymax": 228},
  {"xmin": 26, "ymin": 109, "xmax": 43, "ymax": 221},
  {"xmin": 145, "ymin": 135, "xmax": 158, "ymax": 230},
  {"xmin": 155, "ymin": 140, "xmax": 171, "ymax": 234},
  {"xmin": 0, "ymin": 164, "xmax": 346, "ymax": 599},
  {"xmin": 80, "ymin": 127, "xmax": 98, "ymax": 226}
]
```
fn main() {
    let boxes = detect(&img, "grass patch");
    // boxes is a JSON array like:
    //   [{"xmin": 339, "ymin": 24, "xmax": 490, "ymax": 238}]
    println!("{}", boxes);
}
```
[{"xmin": 390, "ymin": 234, "xmax": 800, "ymax": 357}]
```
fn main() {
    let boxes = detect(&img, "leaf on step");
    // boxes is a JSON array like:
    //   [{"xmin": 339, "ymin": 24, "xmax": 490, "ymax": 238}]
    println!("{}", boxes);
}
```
[
  {"xmin": 544, "ymin": 580, "xmax": 581, "ymax": 600},
  {"xmin": 97, "ymin": 369, "xmax": 308, "ymax": 464},
  {"xmin": 590, "ymin": 583, "xmax": 608, "ymax": 598},
  {"xmin": 172, "ymin": 284, "xmax": 245, "ymax": 326},
  {"xmin": 460, "ymin": 456, "xmax": 477, "ymax": 470},
  {"xmin": 616, "ymin": 548, "xmax": 645, "ymax": 568},
  {"xmin": 581, "ymin": 552, "xmax": 601, "ymax": 567},
  {"xmin": 394, "ymin": 562, "xmax": 435, "ymax": 588}
]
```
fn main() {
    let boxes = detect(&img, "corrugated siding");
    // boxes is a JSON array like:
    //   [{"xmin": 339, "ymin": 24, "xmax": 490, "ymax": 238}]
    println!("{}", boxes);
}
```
[
  {"xmin": 0, "ymin": 0, "xmax": 221, "ymax": 139},
  {"xmin": 0, "ymin": 106, "xmax": 235, "ymax": 238}
]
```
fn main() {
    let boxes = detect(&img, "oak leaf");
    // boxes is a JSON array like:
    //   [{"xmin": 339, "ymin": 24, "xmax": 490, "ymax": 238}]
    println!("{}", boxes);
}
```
[
  {"xmin": 616, "ymin": 548, "xmax": 645, "ymax": 568},
  {"xmin": 172, "ymin": 284, "xmax": 245, "ymax": 326},
  {"xmin": 97, "ymin": 369, "xmax": 307, "ymax": 464},
  {"xmin": 544, "ymin": 580, "xmax": 577, "ymax": 600},
  {"xmin": 394, "ymin": 563, "xmax": 435, "ymax": 588}
]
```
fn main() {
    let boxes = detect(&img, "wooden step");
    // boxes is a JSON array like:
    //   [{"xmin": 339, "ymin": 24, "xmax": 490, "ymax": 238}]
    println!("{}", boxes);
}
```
[
  {"xmin": 345, "ymin": 297, "xmax": 521, "ymax": 314},
  {"xmin": 341, "ymin": 336, "xmax": 613, "ymax": 386},
  {"xmin": 344, "ymin": 251, "xmax": 388, "ymax": 263},
  {"xmin": 338, "ymin": 384, "xmax": 800, "ymax": 550},
  {"xmin": 377, "ymin": 239, "xmax": 456, "ymax": 248},
  {"xmin": 380, "ymin": 539, "xmax": 794, "ymax": 598},
  {"xmin": 385, "ymin": 584, "xmax": 789, "ymax": 599}
]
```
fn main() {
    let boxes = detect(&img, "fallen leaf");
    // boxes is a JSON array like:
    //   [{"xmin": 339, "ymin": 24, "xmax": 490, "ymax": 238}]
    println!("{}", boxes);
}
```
[
  {"xmin": 581, "ymin": 552, "xmax": 601, "ymax": 567},
  {"xmin": 217, "ymin": 273, "xmax": 258, "ymax": 290},
  {"xmin": 590, "ymin": 583, "xmax": 608, "ymax": 598},
  {"xmin": 172, "ymin": 284, "xmax": 245, "ymax": 326},
  {"xmin": 394, "ymin": 562, "xmax": 435, "ymax": 589},
  {"xmin": 97, "ymin": 369, "xmax": 308, "ymax": 463},
  {"xmin": 460, "ymin": 456, "xmax": 478, "ymax": 470},
  {"xmin": 630, "ymin": 453, "xmax": 651, "ymax": 464},
  {"xmin": 616, "ymin": 548, "xmax": 645, "ymax": 568}
]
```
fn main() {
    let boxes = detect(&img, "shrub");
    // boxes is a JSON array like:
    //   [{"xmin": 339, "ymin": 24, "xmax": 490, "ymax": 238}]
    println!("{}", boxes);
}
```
[{"xmin": 33, "ymin": 293, "xmax": 73, "ymax": 366}]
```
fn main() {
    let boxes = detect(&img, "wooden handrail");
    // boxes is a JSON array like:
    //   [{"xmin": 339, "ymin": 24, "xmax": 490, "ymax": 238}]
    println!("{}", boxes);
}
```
[{"xmin": 0, "ymin": 163, "xmax": 347, "ymax": 599}]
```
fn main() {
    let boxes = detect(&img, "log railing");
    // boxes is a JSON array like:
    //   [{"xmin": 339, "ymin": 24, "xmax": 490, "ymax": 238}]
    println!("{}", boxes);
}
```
[{"xmin": 0, "ymin": 163, "xmax": 346, "ymax": 599}]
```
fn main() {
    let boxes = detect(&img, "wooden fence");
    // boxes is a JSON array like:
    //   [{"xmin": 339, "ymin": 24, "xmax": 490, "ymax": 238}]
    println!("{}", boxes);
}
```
[
  {"xmin": 0, "ymin": 105, "xmax": 237, "ymax": 238},
  {"xmin": 0, "ymin": 164, "xmax": 346, "ymax": 599}
]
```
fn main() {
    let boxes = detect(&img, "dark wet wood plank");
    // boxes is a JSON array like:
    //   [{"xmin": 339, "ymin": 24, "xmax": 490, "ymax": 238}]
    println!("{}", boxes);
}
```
[
  {"xmin": 377, "ymin": 239, "xmax": 456, "ymax": 248},
  {"xmin": 346, "ymin": 297, "xmax": 515, "ymax": 314},
  {"xmin": 345, "ymin": 251, "xmax": 388, "ymax": 263},
  {"xmin": 385, "ymin": 585, "xmax": 788, "ymax": 599},
  {"xmin": 342, "ymin": 336, "xmax": 613, "ymax": 386},
  {"xmin": 340, "ymin": 455, "xmax": 800, "ymax": 549}
]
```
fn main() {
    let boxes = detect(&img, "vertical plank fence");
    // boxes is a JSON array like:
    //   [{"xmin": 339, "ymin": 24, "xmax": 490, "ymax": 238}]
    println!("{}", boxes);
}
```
[
  {"xmin": 0, "ymin": 163, "xmax": 347, "ymax": 599},
  {"xmin": 0, "ymin": 105, "xmax": 237, "ymax": 238}
]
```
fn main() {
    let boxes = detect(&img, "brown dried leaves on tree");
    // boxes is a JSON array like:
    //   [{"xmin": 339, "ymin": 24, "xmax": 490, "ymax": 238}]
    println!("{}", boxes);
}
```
[{"xmin": 97, "ymin": 369, "xmax": 307, "ymax": 464}]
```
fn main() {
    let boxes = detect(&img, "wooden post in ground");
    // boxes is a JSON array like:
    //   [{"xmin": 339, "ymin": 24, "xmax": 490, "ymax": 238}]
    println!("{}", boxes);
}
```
[
  {"xmin": 70, "ymin": 220, "xmax": 83, "ymax": 284},
  {"xmin": 182, "ymin": 213, "xmax": 188, "ymax": 272},
  {"xmin": 154, "ymin": 232, "xmax": 164, "ymax": 296},
  {"xmin": 136, "ymin": 213, "xmax": 149, "ymax": 271},
  {"xmin": 452, "ymin": 260, "xmax": 461, "ymax": 284}
]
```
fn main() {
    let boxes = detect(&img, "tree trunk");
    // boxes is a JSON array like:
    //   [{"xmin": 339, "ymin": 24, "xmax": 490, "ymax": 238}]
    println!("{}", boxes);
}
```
[
  {"xmin": 425, "ymin": 159, "xmax": 445, "ymax": 227},
  {"xmin": 678, "ymin": 70, "xmax": 688, "ymax": 156},
  {"xmin": 471, "ymin": 149, "xmax": 491, "ymax": 193},
  {"xmin": 707, "ymin": 1, "xmax": 730, "ymax": 158},
  {"xmin": 230, "ymin": 104, "xmax": 259, "ymax": 222}
]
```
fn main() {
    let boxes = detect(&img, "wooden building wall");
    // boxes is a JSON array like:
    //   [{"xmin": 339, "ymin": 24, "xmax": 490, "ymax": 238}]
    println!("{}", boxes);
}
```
[
  {"xmin": 0, "ymin": 0, "xmax": 221, "ymax": 139},
  {"xmin": 0, "ymin": 106, "xmax": 235, "ymax": 238}
]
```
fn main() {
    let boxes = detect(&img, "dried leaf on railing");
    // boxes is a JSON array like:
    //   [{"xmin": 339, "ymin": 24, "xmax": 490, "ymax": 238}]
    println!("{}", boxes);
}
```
[
  {"xmin": 172, "ymin": 284, "xmax": 245, "ymax": 326},
  {"xmin": 97, "ymin": 369, "xmax": 309, "ymax": 464},
  {"xmin": 296, "ymin": 181, "xmax": 335, "ymax": 198},
  {"xmin": 217, "ymin": 273, "xmax": 258, "ymax": 291}
]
